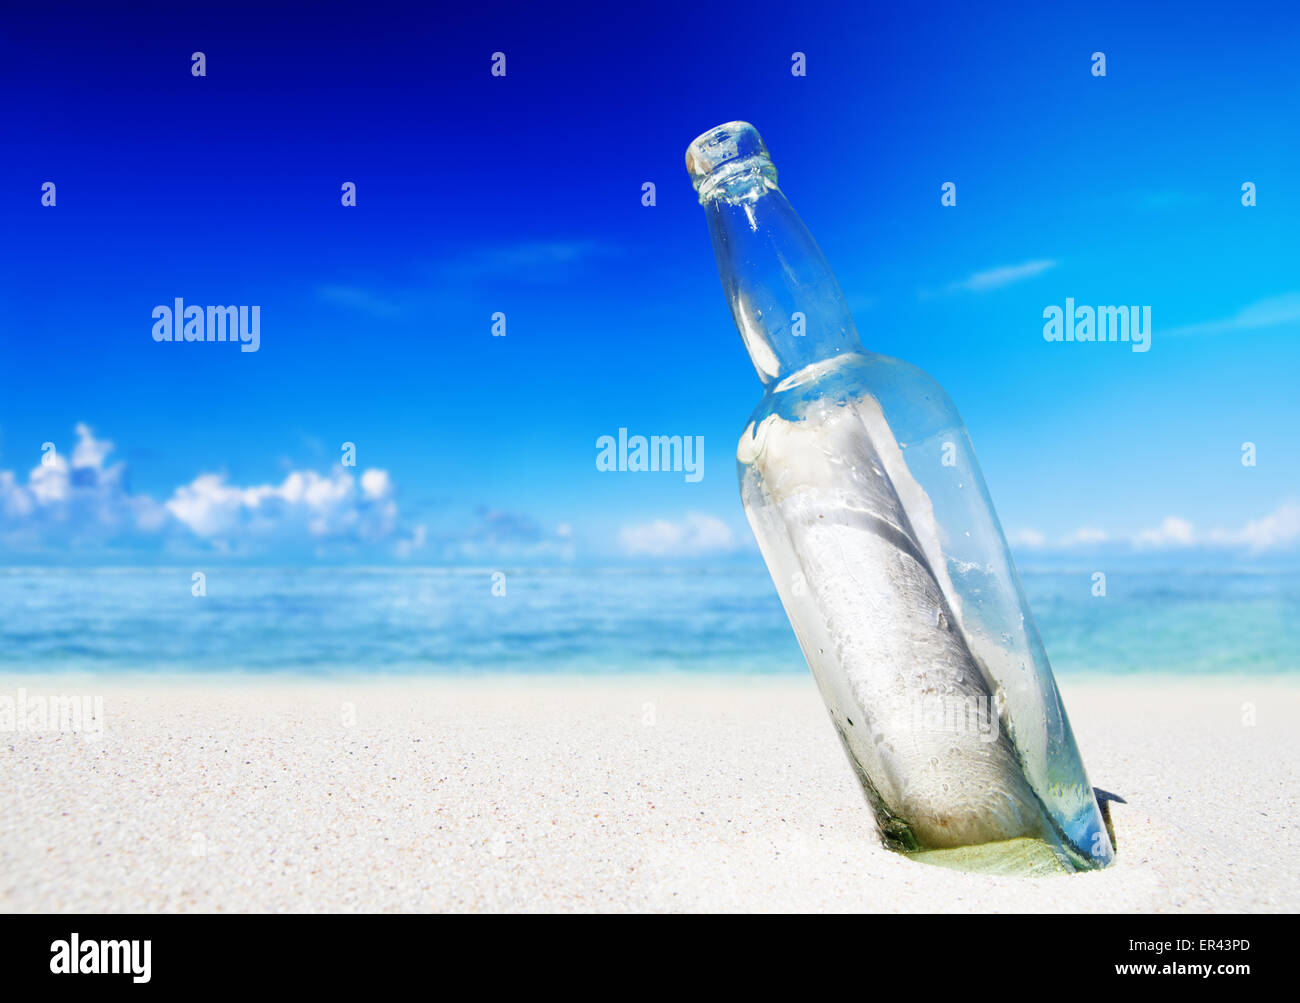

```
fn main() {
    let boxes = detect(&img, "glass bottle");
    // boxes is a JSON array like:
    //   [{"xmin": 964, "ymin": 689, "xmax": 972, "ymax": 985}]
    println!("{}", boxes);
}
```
[{"xmin": 687, "ymin": 121, "xmax": 1114, "ymax": 872}]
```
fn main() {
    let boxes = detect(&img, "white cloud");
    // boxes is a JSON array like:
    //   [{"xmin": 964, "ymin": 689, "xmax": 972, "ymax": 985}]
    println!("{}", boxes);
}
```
[
  {"xmin": 1059, "ymin": 526, "xmax": 1109, "ymax": 547},
  {"xmin": 619, "ymin": 513, "xmax": 737, "ymax": 557},
  {"xmin": 0, "ymin": 471, "xmax": 34, "ymax": 519},
  {"xmin": 1133, "ymin": 516, "xmax": 1197, "ymax": 549},
  {"xmin": 28, "ymin": 452, "xmax": 72, "ymax": 503},
  {"xmin": 0, "ymin": 424, "xmax": 398, "ymax": 554},
  {"xmin": 0, "ymin": 425, "xmax": 588, "ymax": 563},
  {"xmin": 0, "ymin": 424, "xmax": 165, "ymax": 545},
  {"xmin": 946, "ymin": 259, "xmax": 1058, "ymax": 294},
  {"xmin": 164, "ymin": 474, "xmax": 244, "ymax": 537},
  {"xmin": 1007, "ymin": 526, "xmax": 1109, "ymax": 550},
  {"xmin": 164, "ymin": 466, "xmax": 397, "ymax": 543},
  {"xmin": 360, "ymin": 468, "xmax": 392, "ymax": 500},
  {"xmin": 71, "ymin": 422, "xmax": 114, "ymax": 469},
  {"xmin": 1006, "ymin": 528, "xmax": 1047, "ymax": 548},
  {"xmin": 1008, "ymin": 505, "xmax": 1300, "ymax": 554},
  {"xmin": 1206, "ymin": 503, "xmax": 1300, "ymax": 551}
]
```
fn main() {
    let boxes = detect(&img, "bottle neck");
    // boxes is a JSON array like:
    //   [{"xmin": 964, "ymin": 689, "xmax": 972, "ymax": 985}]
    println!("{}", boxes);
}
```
[{"xmin": 698, "ymin": 156, "xmax": 863, "ymax": 386}]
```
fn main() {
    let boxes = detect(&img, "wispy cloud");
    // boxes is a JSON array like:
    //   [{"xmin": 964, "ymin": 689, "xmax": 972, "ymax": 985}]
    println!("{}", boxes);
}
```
[
  {"xmin": 313, "ymin": 239, "xmax": 614, "ymax": 321},
  {"xmin": 1009, "ymin": 504, "xmax": 1300, "ymax": 554},
  {"xmin": 619, "ymin": 512, "xmax": 737, "ymax": 557},
  {"xmin": 316, "ymin": 284, "xmax": 402, "ymax": 318},
  {"xmin": 1162, "ymin": 292, "xmax": 1300, "ymax": 338},
  {"xmin": 941, "ymin": 259, "xmax": 1058, "ymax": 295},
  {"xmin": 433, "ymin": 240, "xmax": 614, "ymax": 285},
  {"xmin": 439, "ymin": 506, "xmax": 575, "ymax": 562}
]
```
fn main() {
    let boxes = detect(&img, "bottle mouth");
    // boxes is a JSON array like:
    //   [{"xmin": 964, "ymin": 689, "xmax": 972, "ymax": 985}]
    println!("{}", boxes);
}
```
[{"xmin": 685, "ymin": 121, "xmax": 778, "ymax": 204}]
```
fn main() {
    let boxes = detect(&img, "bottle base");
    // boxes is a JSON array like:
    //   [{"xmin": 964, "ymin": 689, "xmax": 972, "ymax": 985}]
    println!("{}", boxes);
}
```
[{"xmin": 906, "ymin": 836, "xmax": 1075, "ymax": 877}]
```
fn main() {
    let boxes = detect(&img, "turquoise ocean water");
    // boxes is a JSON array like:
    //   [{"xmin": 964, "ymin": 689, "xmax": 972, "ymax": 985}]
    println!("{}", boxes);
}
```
[{"xmin": 0, "ymin": 566, "xmax": 1295, "ymax": 676}]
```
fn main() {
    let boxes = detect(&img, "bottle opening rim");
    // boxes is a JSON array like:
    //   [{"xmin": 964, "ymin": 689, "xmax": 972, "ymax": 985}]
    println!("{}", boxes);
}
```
[
  {"xmin": 686, "ymin": 121, "xmax": 777, "ymax": 203},
  {"xmin": 685, "ymin": 121, "xmax": 772, "ymax": 186}
]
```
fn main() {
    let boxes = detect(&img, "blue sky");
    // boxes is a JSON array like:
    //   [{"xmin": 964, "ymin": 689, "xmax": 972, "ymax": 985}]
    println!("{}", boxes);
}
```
[{"xmin": 2, "ymin": 0, "xmax": 1298, "ymax": 565}]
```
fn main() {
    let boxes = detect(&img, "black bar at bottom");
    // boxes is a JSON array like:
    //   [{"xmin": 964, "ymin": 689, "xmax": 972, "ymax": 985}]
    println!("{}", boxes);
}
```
[{"xmin": 0, "ymin": 912, "xmax": 1274, "ymax": 990}]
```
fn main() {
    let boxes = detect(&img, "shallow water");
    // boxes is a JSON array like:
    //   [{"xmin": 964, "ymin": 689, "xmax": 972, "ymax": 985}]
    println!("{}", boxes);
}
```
[{"xmin": 0, "ymin": 565, "xmax": 1295, "ymax": 676}]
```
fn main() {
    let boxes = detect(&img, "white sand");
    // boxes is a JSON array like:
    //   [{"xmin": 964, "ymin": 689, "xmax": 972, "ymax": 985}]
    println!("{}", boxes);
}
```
[{"xmin": 1, "ymin": 674, "xmax": 1296, "ymax": 913}]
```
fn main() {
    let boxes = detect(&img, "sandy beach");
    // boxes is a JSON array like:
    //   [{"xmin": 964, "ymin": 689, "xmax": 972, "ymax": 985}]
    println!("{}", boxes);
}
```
[{"xmin": 1, "ymin": 674, "xmax": 1296, "ymax": 912}]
